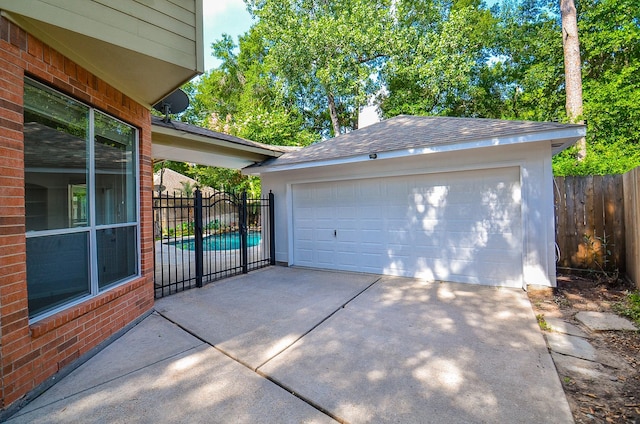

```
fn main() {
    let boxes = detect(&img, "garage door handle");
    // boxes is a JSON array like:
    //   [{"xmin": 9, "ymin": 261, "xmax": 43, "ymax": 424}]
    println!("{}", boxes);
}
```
[{"xmin": 334, "ymin": 230, "xmax": 337, "ymax": 237}]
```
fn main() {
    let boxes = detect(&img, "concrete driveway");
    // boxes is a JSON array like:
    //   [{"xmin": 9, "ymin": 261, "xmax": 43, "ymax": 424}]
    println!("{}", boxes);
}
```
[{"xmin": 6, "ymin": 267, "xmax": 573, "ymax": 423}]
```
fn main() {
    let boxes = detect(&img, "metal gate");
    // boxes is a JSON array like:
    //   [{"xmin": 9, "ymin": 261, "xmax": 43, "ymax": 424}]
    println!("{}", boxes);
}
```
[{"xmin": 153, "ymin": 189, "xmax": 275, "ymax": 298}]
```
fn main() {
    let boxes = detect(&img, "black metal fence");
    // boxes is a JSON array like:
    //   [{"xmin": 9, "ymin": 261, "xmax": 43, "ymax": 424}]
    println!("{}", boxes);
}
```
[{"xmin": 153, "ymin": 189, "xmax": 275, "ymax": 298}]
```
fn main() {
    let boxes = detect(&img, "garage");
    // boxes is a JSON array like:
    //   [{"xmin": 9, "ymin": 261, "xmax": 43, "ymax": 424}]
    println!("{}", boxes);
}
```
[
  {"xmin": 292, "ymin": 167, "xmax": 523, "ymax": 286},
  {"xmin": 246, "ymin": 115, "xmax": 586, "ymax": 288}
]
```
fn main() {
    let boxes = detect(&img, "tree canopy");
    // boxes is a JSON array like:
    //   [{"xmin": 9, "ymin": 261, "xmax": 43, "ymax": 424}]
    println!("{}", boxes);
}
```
[{"xmin": 166, "ymin": 0, "xmax": 640, "ymax": 189}]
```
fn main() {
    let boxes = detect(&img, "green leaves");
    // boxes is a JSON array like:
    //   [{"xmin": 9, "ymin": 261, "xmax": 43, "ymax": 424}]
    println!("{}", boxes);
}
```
[
  {"xmin": 178, "ymin": 0, "xmax": 640, "ymax": 178},
  {"xmin": 553, "ymin": 0, "xmax": 640, "ymax": 175},
  {"xmin": 248, "ymin": 0, "xmax": 394, "ymax": 135},
  {"xmin": 380, "ymin": 4, "xmax": 495, "ymax": 117}
]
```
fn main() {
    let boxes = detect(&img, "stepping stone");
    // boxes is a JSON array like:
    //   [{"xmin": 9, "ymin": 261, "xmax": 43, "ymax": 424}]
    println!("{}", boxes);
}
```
[
  {"xmin": 575, "ymin": 311, "xmax": 638, "ymax": 332},
  {"xmin": 544, "ymin": 317, "xmax": 589, "ymax": 338},
  {"xmin": 551, "ymin": 352, "xmax": 607, "ymax": 380},
  {"xmin": 545, "ymin": 333, "xmax": 596, "ymax": 361}
]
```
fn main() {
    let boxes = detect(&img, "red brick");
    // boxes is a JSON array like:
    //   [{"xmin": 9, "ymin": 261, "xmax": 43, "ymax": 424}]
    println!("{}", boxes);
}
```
[
  {"xmin": 0, "ymin": 85, "xmax": 22, "ymax": 106},
  {"xmin": 57, "ymin": 350, "xmax": 79, "ymax": 370},
  {"xmin": 3, "ymin": 341, "xmax": 33, "ymax": 363},
  {"xmin": 0, "ymin": 328, "xmax": 29, "ymax": 348},
  {"xmin": 56, "ymin": 336, "xmax": 78, "ymax": 353},
  {"xmin": 0, "ymin": 17, "xmax": 9, "ymax": 42},
  {"xmin": 41, "ymin": 44, "xmax": 50, "ymax": 64},
  {"xmin": 6, "ymin": 367, "xmax": 35, "ymax": 393},
  {"xmin": 1, "ymin": 298, "xmax": 28, "ymax": 315},
  {"xmin": 0, "ymin": 236, "xmax": 25, "ymax": 249},
  {"xmin": 0, "ymin": 155, "xmax": 24, "ymax": 167},
  {"xmin": 0, "ymin": 25, "xmax": 156, "ymax": 412},
  {"xmin": 71, "ymin": 83, "xmax": 91, "ymax": 103},
  {"xmin": 0, "ymin": 97, "xmax": 22, "ymax": 114},
  {"xmin": 0, "ymin": 146, "xmax": 23, "ymax": 160},
  {"xmin": 12, "ymin": 349, "xmax": 40, "ymax": 370},
  {"xmin": 0, "ymin": 188, "xmax": 24, "ymax": 199},
  {"xmin": 0, "ymin": 46, "xmax": 26, "ymax": 70},
  {"xmin": 0, "ymin": 116, "xmax": 21, "ymax": 132},
  {"xmin": 1, "ymin": 304, "xmax": 28, "ymax": 322},
  {"xmin": 0, "ymin": 273, "xmax": 26, "ymax": 291},
  {"xmin": 1, "ymin": 289, "xmax": 25, "ymax": 305},
  {"xmin": 49, "ymin": 49, "xmax": 64, "ymax": 70},
  {"xmin": 23, "ymin": 51, "xmax": 48, "ymax": 75},
  {"xmin": 0, "ymin": 132, "xmax": 22, "ymax": 149},
  {"xmin": 63, "ymin": 57, "xmax": 76, "ymax": 79},
  {"xmin": 26, "ymin": 34, "xmax": 43, "ymax": 60},
  {"xmin": 8, "ymin": 21, "xmax": 26, "ymax": 50}
]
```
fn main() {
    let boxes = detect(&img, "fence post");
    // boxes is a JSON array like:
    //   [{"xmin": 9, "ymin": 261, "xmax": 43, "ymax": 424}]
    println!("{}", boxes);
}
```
[
  {"xmin": 194, "ymin": 188, "xmax": 203, "ymax": 287},
  {"xmin": 269, "ymin": 191, "xmax": 276, "ymax": 265},
  {"xmin": 240, "ymin": 191, "xmax": 248, "ymax": 274}
]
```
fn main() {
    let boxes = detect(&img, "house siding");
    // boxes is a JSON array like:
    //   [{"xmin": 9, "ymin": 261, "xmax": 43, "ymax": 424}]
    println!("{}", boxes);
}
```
[
  {"xmin": 0, "ymin": 16, "xmax": 154, "ymax": 411},
  {"xmin": 1, "ymin": 0, "xmax": 202, "ymax": 69}
]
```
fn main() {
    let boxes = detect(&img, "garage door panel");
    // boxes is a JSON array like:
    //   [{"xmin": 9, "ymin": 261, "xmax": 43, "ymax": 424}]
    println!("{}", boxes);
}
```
[
  {"xmin": 292, "ymin": 167, "xmax": 523, "ymax": 287},
  {"xmin": 360, "ymin": 229, "xmax": 383, "ymax": 243},
  {"xmin": 315, "ymin": 208, "xmax": 336, "ymax": 219},
  {"xmin": 295, "ymin": 228, "xmax": 313, "ymax": 241},
  {"xmin": 360, "ymin": 208, "xmax": 382, "ymax": 219},
  {"xmin": 361, "ymin": 244, "xmax": 385, "ymax": 256}
]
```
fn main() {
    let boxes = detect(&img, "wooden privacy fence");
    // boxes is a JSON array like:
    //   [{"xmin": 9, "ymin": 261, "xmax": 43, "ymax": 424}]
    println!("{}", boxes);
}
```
[
  {"xmin": 554, "ymin": 174, "xmax": 625, "ymax": 272},
  {"xmin": 623, "ymin": 167, "xmax": 640, "ymax": 287}
]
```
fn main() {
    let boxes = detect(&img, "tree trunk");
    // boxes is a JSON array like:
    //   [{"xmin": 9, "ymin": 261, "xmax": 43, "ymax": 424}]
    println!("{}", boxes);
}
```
[
  {"xmin": 327, "ymin": 92, "xmax": 341, "ymax": 136},
  {"xmin": 560, "ymin": 0, "xmax": 586, "ymax": 160}
]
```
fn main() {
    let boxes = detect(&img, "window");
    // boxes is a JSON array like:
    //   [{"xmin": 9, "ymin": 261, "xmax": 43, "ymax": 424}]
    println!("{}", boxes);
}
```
[{"xmin": 24, "ymin": 78, "xmax": 139, "ymax": 319}]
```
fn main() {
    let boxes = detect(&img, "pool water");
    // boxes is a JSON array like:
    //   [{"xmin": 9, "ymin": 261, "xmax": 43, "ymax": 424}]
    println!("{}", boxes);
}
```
[{"xmin": 170, "ymin": 232, "xmax": 261, "ymax": 251}]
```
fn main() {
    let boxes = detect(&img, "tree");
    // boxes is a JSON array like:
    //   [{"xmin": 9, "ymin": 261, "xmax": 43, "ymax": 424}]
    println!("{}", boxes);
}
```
[
  {"xmin": 176, "ymin": 0, "xmax": 640, "ymax": 177},
  {"xmin": 175, "ymin": 27, "xmax": 320, "ymax": 194},
  {"xmin": 379, "ymin": 0, "xmax": 496, "ymax": 117},
  {"xmin": 560, "ymin": 0, "xmax": 585, "ymax": 159},
  {"xmin": 553, "ymin": 0, "xmax": 640, "ymax": 175},
  {"xmin": 179, "ymin": 180, "xmax": 197, "ymax": 197},
  {"xmin": 182, "ymin": 30, "xmax": 318, "ymax": 147},
  {"xmin": 246, "ymin": 0, "xmax": 394, "ymax": 136},
  {"xmin": 488, "ymin": 0, "xmax": 566, "ymax": 121}
]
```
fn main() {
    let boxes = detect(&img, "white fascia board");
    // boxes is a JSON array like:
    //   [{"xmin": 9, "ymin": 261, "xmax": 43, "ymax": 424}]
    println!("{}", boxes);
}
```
[
  {"xmin": 246, "ymin": 126, "xmax": 586, "ymax": 175},
  {"xmin": 151, "ymin": 125, "xmax": 281, "ymax": 158}
]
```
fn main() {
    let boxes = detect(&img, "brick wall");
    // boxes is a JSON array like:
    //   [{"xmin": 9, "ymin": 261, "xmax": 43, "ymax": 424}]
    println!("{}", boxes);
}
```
[{"xmin": 0, "ymin": 17, "xmax": 155, "ymax": 410}]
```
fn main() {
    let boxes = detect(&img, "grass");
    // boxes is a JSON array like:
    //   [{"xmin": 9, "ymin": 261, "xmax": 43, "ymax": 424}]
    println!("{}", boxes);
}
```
[
  {"xmin": 613, "ymin": 291, "xmax": 640, "ymax": 327},
  {"xmin": 536, "ymin": 314, "xmax": 551, "ymax": 331}
]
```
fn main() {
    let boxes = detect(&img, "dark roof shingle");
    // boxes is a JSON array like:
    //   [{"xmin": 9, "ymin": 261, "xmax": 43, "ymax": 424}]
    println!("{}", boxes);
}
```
[{"xmin": 258, "ymin": 115, "xmax": 584, "ymax": 167}]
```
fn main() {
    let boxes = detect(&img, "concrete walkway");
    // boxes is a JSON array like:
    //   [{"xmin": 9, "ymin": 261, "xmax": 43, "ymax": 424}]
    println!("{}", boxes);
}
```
[{"xmin": 6, "ymin": 267, "xmax": 573, "ymax": 423}]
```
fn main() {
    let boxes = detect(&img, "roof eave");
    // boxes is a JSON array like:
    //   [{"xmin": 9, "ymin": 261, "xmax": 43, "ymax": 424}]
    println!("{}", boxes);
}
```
[
  {"xmin": 151, "ymin": 122, "xmax": 284, "ymax": 169},
  {"xmin": 244, "ymin": 126, "xmax": 586, "ymax": 175},
  {"xmin": 2, "ymin": 10, "xmax": 204, "ymax": 108}
]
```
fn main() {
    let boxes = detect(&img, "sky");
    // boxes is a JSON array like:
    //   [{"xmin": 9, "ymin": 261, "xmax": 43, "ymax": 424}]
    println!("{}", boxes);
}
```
[{"xmin": 202, "ymin": 0, "xmax": 253, "ymax": 70}]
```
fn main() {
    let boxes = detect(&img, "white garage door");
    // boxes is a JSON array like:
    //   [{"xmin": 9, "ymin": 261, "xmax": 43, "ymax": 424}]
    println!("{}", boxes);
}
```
[{"xmin": 292, "ymin": 167, "xmax": 523, "ymax": 287}]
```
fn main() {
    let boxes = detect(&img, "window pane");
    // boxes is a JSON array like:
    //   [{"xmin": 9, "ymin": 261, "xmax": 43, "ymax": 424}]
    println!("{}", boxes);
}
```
[
  {"xmin": 97, "ymin": 226, "xmax": 138, "ymax": 289},
  {"xmin": 24, "ymin": 80, "xmax": 90, "ymax": 231},
  {"xmin": 94, "ymin": 112, "xmax": 136, "ymax": 225},
  {"xmin": 27, "ymin": 233, "xmax": 90, "ymax": 317}
]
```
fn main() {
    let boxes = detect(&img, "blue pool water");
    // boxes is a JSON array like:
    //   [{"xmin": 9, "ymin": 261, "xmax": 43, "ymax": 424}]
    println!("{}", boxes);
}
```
[{"xmin": 171, "ymin": 232, "xmax": 261, "ymax": 251}]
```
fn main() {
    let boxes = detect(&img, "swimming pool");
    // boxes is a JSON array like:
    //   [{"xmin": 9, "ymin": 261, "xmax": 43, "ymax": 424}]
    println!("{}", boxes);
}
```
[{"xmin": 169, "ymin": 232, "xmax": 261, "ymax": 251}]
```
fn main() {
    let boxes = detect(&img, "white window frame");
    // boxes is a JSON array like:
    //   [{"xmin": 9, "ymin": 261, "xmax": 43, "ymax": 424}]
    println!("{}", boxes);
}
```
[{"xmin": 25, "ymin": 78, "xmax": 141, "ymax": 323}]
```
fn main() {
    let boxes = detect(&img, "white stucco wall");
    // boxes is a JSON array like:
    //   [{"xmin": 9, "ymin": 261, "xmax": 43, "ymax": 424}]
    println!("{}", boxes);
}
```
[{"xmin": 260, "ymin": 141, "xmax": 557, "ymax": 287}]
